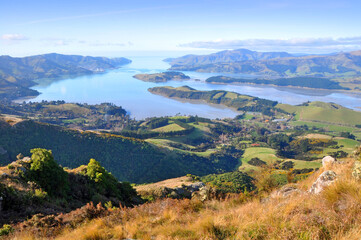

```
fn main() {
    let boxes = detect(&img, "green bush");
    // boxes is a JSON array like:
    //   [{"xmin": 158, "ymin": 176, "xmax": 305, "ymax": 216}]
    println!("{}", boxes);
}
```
[
  {"xmin": 86, "ymin": 159, "xmax": 137, "ymax": 201},
  {"xmin": 28, "ymin": 148, "xmax": 69, "ymax": 198},
  {"xmin": 0, "ymin": 224, "xmax": 13, "ymax": 236},
  {"xmin": 201, "ymin": 171, "xmax": 255, "ymax": 193}
]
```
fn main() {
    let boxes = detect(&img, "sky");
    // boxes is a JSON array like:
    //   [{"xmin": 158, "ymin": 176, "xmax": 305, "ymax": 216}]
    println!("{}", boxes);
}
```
[{"xmin": 1, "ymin": 0, "xmax": 361, "ymax": 57}]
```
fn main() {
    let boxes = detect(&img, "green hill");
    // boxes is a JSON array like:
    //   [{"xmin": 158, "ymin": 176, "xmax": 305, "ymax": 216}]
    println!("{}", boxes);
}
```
[
  {"xmin": 0, "ymin": 119, "xmax": 238, "ymax": 183},
  {"xmin": 278, "ymin": 101, "xmax": 361, "ymax": 126},
  {"xmin": 206, "ymin": 76, "xmax": 348, "ymax": 90},
  {"xmin": 148, "ymin": 86, "xmax": 278, "ymax": 115}
]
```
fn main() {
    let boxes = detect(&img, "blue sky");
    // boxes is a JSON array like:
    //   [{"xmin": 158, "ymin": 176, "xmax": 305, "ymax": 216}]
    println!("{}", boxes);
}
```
[{"xmin": 1, "ymin": 0, "xmax": 361, "ymax": 57}]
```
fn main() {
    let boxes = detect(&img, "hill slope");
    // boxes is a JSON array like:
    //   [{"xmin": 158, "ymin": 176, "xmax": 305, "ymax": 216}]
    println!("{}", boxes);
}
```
[
  {"xmin": 9, "ymin": 158, "xmax": 361, "ymax": 239},
  {"xmin": 169, "ymin": 50, "xmax": 361, "ymax": 79},
  {"xmin": 0, "ymin": 118, "xmax": 238, "ymax": 183},
  {"xmin": 148, "ymin": 86, "xmax": 278, "ymax": 115},
  {"xmin": 278, "ymin": 101, "xmax": 361, "ymax": 126}
]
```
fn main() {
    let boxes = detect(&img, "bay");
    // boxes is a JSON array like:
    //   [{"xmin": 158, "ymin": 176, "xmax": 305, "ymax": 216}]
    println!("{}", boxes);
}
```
[{"xmin": 27, "ymin": 56, "xmax": 361, "ymax": 119}]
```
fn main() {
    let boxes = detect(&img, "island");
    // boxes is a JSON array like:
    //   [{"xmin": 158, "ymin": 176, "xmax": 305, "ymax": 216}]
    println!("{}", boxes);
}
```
[
  {"xmin": 133, "ymin": 71, "xmax": 190, "ymax": 83},
  {"xmin": 205, "ymin": 76, "xmax": 348, "ymax": 90},
  {"xmin": 148, "ymin": 85, "xmax": 279, "ymax": 115},
  {"xmin": 0, "ymin": 53, "xmax": 132, "ymax": 101}
]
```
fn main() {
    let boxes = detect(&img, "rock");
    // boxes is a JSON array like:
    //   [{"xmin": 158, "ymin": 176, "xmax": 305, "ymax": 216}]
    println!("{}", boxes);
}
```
[
  {"xmin": 270, "ymin": 185, "xmax": 302, "ymax": 198},
  {"xmin": 1, "ymin": 172, "xmax": 9, "ymax": 178},
  {"xmin": 186, "ymin": 182, "xmax": 205, "ymax": 193},
  {"xmin": 192, "ymin": 186, "xmax": 211, "ymax": 202},
  {"xmin": 169, "ymin": 191, "xmax": 180, "ymax": 199},
  {"xmin": 352, "ymin": 161, "xmax": 361, "ymax": 180},
  {"xmin": 174, "ymin": 187, "xmax": 192, "ymax": 198},
  {"xmin": 153, "ymin": 187, "xmax": 172, "ymax": 199},
  {"xmin": 322, "ymin": 156, "xmax": 336, "ymax": 168},
  {"xmin": 309, "ymin": 170, "xmax": 337, "ymax": 194},
  {"xmin": 22, "ymin": 157, "xmax": 31, "ymax": 163}
]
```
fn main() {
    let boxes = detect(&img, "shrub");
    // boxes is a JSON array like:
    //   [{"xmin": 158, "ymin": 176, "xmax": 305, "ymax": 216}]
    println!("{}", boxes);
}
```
[
  {"xmin": 28, "ymin": 148, "xmax": 69, "ymax": 197},
  {"xmin": 86, "ymin": 159, "xmax": 137, "ymax": 201},
  {"xmin": 248, "ymin": 157, "xmax": 267, "ymax": 166},
  {"xmin": 0, "ymin": 224, "xmax": 13, "ymax": 236},
  {"xmin": 201, "ymin": 171, "xmax": 255, "ymax": 193}
]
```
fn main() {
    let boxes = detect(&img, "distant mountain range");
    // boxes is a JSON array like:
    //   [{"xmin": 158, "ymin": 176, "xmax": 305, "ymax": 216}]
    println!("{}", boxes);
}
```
[
  {"xmin": 165, "ymin": 48, "xmax": 293, "ymax": 65},
  {"xmin": 167, "ymin": 49, "xmax": 361, "ymax": 81},
  {"xmin": 0, "ymin": 53, "xmax": 131, "ymax": 101}
]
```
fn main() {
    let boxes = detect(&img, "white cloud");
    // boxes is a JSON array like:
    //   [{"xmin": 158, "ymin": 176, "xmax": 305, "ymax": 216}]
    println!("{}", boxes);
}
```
[
  {"xmin": 89, "ymin": 41, "xmax": 133, "ymax": 47},
  {"xmin": 1, "ymin": 34, "xmax": 28, "ymax": 41},
  {"xmin": 179, "ymin": 37, "xmax": 361, "ymax": 53},
  {"xmin": 41, "ymin": 38, "xmax": 73, "ymax": 46}
]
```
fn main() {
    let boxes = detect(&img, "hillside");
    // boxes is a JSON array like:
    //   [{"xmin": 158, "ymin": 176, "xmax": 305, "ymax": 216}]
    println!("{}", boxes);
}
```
[
  {"xmin": 0, "ymin": 118, "xmax": 238, "ymax": 183},
  {"xmin": 0, "ymin": 149, "xmax": 139, "ymax": 225},
  {"xmin": 148, "ymin": 86, "xmax": 279, "ymax": 115},
  {"xmin": 7, "ymin": 155, "xmax": 361, "ymax": 239},
  {"xmin": 133, "ymin": 71, "xmax": 190, "ymax": 82},
  {"xmin": 169, "ymin": 50, "xmax": 361, "ymax": 80},
  {"xmin": 277, "ymin": 101, "xmax": 361, "ymax": 126},
  {"xmin": 0, "ymin": 53, "xmax": 131, "ymax": 100},
  {"xmin": 165, "ymin": 48, "xmax": 293, "ymax": 65},
  {"xmin": 206, "ymin": 76, "xmax": 348, "ymax": 90}
]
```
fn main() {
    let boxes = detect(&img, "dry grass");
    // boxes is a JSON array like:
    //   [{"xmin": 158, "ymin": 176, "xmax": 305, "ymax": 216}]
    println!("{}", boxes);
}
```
[
  {"xmin": 135, "ymin": 176, "xmax": 193, "ymax": 191},
  {"xmin": 10, "ymin": 159, "xmax": 361, "ymax": 240}
]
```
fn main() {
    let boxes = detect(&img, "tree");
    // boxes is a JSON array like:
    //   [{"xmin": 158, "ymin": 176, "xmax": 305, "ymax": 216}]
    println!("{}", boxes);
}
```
[{"xmin": 29, "ymin": 148, "xmax": 69, "ymax": 197}]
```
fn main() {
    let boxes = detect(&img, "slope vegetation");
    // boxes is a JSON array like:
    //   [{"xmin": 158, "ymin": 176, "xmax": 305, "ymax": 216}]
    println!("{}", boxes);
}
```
[{"xmin": 0, "ymin": 118, "xmax": 238, "ymax": 183}]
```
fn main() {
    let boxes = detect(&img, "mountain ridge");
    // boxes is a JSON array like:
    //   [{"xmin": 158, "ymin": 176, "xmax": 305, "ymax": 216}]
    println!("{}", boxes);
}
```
[
  {"xmin": 0, "ymin": 53, "xmax": 131, "ymax": 101},
  {"xmin": 168, "ymin": 49, "xmax": 361, "ymax": 81}
]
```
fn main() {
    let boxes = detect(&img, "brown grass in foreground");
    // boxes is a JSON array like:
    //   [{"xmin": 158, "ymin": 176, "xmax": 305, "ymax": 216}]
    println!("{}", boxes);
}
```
[{"xmin": 11, "ymin": 159, "xmax": 361, "ymax": 240}]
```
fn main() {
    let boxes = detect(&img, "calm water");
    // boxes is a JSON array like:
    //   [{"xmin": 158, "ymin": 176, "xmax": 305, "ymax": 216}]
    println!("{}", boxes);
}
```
[{"xmin": 26, "ymin": 56, "xmax": 361, "ymax": 119}]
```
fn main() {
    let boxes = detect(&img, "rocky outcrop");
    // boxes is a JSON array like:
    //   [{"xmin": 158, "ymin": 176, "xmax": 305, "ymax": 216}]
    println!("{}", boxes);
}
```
[
  {"xmin": 140, "ymin": 182, "xmax": 212, "ymax": 200},
  {"xmin": 309, "ymin": 170, "xmax": 337, "ymax": 194},
  {"xmin": 191, "ymin": 186, "xmax": 215, "ymax": 202},
  {"xmin": 322, "ymin": 156, "xmax": 336, "ymax": 168},
  {"xmin": 270, "ymin": 185, "xmax": 302, "ymax": 198},
  {"xmin": 352, "ymin": 161, "xmax": 361, "ymax": 180}
]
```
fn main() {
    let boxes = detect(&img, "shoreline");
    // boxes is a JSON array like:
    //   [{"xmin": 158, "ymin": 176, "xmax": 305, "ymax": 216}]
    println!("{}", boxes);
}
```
[{"xmin": 204, "ymin": 80, "xmax": 358, "ymax": 93}]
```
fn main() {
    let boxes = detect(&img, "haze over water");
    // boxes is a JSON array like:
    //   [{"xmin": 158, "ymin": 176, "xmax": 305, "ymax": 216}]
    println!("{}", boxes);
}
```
[{"xmin": 27, "ymin": 56, "xmax": 361, "ymax": 119}]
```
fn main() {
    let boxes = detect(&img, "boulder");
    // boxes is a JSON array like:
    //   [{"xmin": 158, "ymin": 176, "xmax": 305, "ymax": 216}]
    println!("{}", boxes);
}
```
[
  {"xmin": 186, "ymin": 182, "xmax": 205, "ymax": 193},
  {"xmin": 322, "ymin": 156, "xmax": 336, "ymax": 168},
  {"xmin": 1, "ymin": 172, "xmax": 9, "ymax": 178},
  {"xmin": 309, "ymin": 170, "xmax": 337, "ymax": 194},
  {"xmin": 270, "ymin": 185, "xmax": 302, "ymax": 198},
  {"xmin": 174, "ymin": 187, "xmax": 192, "ymax": 198},
  {"xmin": 352, "ymin": 161, "xmax": 361, "ymax": 180},
  {"xmin": 191, "ymin": 186, "xmax": 211, "ymax": 202}
]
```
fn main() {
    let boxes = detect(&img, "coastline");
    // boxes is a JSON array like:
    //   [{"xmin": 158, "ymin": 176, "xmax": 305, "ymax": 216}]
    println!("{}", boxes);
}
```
[{"xmin": 204, "ymin": 80, "xmax": 361, "ymax": 93}]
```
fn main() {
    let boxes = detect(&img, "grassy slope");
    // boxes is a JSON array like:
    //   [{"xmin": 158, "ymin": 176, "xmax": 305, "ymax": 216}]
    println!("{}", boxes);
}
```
[
  {"xmin": 13, "ymin": 159, "xmax": 361, "ymax": 240},
  {"xmin": 151, "ymin": 123, "xmax": 184, "ymax": 132},
  {"xmin": 278, "ymin": 102, "xmax": 361, "ymax": 126},
  {"xmin": 239, "ymin": 147, "xmax": 322, "ymax": 171}
]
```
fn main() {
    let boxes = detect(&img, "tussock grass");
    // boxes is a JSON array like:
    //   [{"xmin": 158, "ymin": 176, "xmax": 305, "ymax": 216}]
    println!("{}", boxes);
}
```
[{"xmin": 11, "ymin": 159, "xmax": 361, "ymax": 240}]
